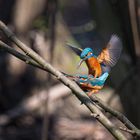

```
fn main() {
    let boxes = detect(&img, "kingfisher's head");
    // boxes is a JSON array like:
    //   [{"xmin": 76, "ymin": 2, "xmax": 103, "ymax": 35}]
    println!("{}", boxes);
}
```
[
  {"xmin": 78, "ymin": 48, "xmax": 95, "ymax": 68},
  {"xmin": 66, "ymin": 43, "xmax": 95, "ymax": 68},
  {"xmin": 80, "ymin": 48, "xmax": 94, "ymax": 59}
]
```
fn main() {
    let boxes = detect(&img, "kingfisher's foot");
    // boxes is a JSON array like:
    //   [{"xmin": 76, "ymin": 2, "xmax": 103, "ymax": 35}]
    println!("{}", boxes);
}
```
[
  {"xmin": 87, "ymin": 74, "xmax": 94, "ymax": 81},
  {"xmin": 87, "ymin": 90, "xmax": 99, "ymax": 96},
  {"xmin": 87, "ymin": 86, "xmax": 103, "ymax": 96}
]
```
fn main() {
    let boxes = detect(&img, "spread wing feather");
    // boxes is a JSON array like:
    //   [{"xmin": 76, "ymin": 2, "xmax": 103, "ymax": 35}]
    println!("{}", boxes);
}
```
[
  {"xmin": 97, "ymin": 35, "xmax": 122, "ymax": 67},
  {"xmin": 66, "ymin": 43, "xmax": 83, "ymax": 56}
]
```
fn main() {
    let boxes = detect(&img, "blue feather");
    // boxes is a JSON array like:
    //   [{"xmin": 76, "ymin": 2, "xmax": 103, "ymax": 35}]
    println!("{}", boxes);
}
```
[
  {"xmin": 76, "ymin": 72, "xmax": 109, "ymax": 86},
  {"xmin": 80, "ymin": 48, "xmax": 96, "ymax": 59}
]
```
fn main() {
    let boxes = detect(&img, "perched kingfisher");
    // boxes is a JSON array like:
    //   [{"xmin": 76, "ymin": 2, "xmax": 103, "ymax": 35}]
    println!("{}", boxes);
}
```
[
  {"xmin": 63, "ymin": 72, "xmax": 109, "ymax": 95},
  {"xmin": 67, "ymin": 35, "xmax": 122, "ymax": 78}
]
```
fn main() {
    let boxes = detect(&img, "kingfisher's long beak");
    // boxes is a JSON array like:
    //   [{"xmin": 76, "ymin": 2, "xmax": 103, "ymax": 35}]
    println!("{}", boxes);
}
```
[
  {"xmin": 77, "ymin": 57, "xmax": 86, "ymax": 69},
  {"xmin": 77, "ymin": 59, "xmax": 84, "ymax": 68}
]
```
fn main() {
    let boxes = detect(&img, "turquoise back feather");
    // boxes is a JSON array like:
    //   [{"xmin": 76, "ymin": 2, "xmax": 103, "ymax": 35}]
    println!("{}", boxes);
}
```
[{"xmin": 77, "ymin": 72, "xmax": 109, "ymax": 86}]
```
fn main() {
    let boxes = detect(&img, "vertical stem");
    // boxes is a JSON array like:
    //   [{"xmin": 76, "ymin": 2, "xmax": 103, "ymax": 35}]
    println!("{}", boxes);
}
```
[
  {"xmin": 41, "ymin": 0, "xmax": 57, "ymax": 140},
  {"xmin": 128, "ymin": 0, "xmax": 140, "ymax": 56}
]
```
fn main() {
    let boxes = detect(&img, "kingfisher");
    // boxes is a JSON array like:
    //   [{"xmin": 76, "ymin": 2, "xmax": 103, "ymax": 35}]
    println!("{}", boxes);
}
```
[
  {"xmin": 67, "ymin": 35, "xmax": 122, "ymax": 78},
  {"xmin": 63, "ymin": 72, "xmax": 109, "ymax": 95}
]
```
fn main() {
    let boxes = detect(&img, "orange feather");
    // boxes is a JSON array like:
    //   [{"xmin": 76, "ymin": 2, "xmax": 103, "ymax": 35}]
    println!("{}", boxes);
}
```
[{"xmin": 86, "ymin": 57, "xmax": 102, "ymax": 78}]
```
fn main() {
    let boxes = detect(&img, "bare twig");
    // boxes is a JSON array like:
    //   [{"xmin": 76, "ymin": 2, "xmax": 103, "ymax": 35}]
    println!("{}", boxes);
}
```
[
  {"xmin": 0, "ymin": 41, "xmax": 44, "ymax": 69},
  {"xmin": 119, "ymin": 127, "xmax": 136, "ymax": 136},
  {"xmin": 89, "ymin": 95, "xmax": 140, "ymax": 136}
]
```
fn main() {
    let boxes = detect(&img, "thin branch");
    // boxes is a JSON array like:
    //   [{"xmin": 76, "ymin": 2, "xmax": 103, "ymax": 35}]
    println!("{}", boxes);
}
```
[
  {"xmin": 0, "ymin": 41, "xmax": 44, "ymax": 69},
  {"xmin": 119, "ymin": 127, "xmax": 136, "ymax": 136},
  {"xmin": 89, "ymin": 95, "xmax": 140, "ymax": 136},
  {"xmin": 0, "ymin": 21, "xmax": 127, "ymax": 140}
]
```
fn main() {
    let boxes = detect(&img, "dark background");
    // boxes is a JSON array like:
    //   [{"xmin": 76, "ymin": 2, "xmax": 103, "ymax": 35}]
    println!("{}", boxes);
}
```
[{"xmin": 0, "ymin": 0, "xmax": 140, "ymax": 139}]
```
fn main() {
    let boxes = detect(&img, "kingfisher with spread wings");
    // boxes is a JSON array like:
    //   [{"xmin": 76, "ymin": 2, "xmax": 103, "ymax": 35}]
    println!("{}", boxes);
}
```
[
  {"xmin": 67, "ymin": 35, "xmax": 122, "ymax": 78},
  {"xmin": 65, "ymin": 35, "xmax": 122, "ymax": 95}
]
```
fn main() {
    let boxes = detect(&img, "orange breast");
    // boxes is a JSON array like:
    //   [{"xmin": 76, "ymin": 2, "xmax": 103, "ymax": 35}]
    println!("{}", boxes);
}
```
[{"xmin": 86, "ymin": 57, "xmax": 102, "ymax": 78}]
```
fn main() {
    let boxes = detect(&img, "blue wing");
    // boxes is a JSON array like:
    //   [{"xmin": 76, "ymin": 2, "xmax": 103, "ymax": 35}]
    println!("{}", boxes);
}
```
[
  {"xmin": 63, "ymin": 71, "xmax": 109, "ymax": 86},
  {"xmin": 78, "ymin": 72, "xmax": 109, "ymax": 86}
]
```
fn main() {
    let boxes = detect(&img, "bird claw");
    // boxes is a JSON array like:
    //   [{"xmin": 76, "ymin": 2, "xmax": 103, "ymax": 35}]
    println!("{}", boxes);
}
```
[
  {"xmin": 87, "ymin": 90, "xmax": 99, "ymax": 96},
  {"xmin": 87, "ymin": 74, "xmax": 94, "ymax": 81}
]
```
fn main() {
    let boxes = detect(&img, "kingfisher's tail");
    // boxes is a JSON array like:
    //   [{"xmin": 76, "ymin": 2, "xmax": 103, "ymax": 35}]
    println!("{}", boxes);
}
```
[{"xmin": 97, "ymin": 72, "xmax": 109, "ymax": 82}]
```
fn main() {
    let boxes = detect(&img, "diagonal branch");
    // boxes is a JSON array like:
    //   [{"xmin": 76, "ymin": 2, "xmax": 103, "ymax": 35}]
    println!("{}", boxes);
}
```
[
  {"xmin": 119, "ymin": 127, "xmax": 136, "ymax": 136},
  {"xmin": 89, "ymin": 95, "xmax": 140, "ymax": 136},
  {"xmin": 0, "ymin": 20, "xmax": 130, "ymax": 140},
  {"xmin": 0, "ymin": 41, "xmax": 44, "ymax": 70}
]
